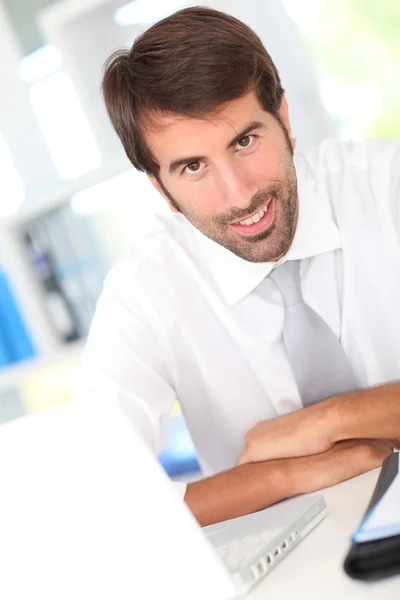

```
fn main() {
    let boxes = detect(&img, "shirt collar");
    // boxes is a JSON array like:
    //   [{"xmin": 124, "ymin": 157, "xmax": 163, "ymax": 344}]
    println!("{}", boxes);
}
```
[{"xmin": 190, "ymin": 152, "xmax": 342, "ymax": 306}]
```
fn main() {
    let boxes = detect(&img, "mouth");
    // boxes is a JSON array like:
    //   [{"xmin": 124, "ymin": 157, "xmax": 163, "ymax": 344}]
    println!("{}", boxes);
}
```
[{"xmin": 229, "ymin": 197, "xmax": 275, "ymax": 236}]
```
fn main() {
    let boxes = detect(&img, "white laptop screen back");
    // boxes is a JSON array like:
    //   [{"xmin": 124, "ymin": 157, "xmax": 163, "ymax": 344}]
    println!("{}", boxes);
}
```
[{"xmin": 0, "ymin": 401, "xmax": 236, "ymax": 600}]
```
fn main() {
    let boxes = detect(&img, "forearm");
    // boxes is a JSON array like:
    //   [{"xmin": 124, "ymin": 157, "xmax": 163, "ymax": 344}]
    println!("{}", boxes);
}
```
[
  {"xmin": 184, "ymin": 460, "xmax": 289, "ymax": 527},
  {"xmin": 185, "ymin": 437, "xmax": 393, "ymax": 527},
  {"xmin": 323, "ymin": 381, "xmax": 400, "ymax": 443}
]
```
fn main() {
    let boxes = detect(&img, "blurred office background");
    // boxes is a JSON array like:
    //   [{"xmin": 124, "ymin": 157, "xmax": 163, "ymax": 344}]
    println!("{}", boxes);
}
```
[{"xmin": 0, "ymin": 0, "xmax": 399, "ymax": 477}]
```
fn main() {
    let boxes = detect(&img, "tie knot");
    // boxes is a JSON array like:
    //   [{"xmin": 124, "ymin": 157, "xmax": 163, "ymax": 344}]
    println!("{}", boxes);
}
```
[{"xmin": 269, "ymin": 260, "xmax": 303, "ymax": 307}]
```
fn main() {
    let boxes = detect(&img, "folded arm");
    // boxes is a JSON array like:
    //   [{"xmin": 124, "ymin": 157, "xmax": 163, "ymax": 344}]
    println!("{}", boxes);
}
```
[
  {"xmin": 238, "ymin": 382, "xmax": 400, "ymax": 465},
  {"xmin": 187, "ymin": 438, "xmax": 392, "ymax": 527}
]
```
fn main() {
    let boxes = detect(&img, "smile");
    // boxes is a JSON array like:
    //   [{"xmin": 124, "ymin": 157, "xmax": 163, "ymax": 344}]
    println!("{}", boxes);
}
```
[
  {"xmin": 239, "ymin": 204, "xmax": 267, "ymax": 225},
  {"xmin": 230, "ymin": 198, "xmax": 275, "ymax": 236}
]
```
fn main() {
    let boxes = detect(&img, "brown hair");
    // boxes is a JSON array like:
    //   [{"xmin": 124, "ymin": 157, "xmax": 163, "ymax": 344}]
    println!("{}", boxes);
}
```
[{"xmin": 102, "ymin": 6, "xmax": 284, "ymax": 176}]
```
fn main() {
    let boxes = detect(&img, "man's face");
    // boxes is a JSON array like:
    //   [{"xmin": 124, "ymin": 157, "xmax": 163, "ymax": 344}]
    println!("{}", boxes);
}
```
[{"xmin": 146, "ymin": 91, "xmax": 298, "ymax": 263}]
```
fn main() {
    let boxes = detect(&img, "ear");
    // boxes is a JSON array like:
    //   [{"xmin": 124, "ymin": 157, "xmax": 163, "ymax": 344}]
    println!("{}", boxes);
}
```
[
  {"xmin": 278, "ymin": 94, "xmax": 296, "ymax": 151},
  {"xmin": 147, "ymin": 174, "xmax": 179, "ymax": 213}
]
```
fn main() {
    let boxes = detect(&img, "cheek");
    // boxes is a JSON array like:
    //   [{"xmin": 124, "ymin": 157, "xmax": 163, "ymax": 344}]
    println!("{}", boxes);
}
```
[
  {"xmin": 191, "ymin": 188, "xmax": 222, "ymax": 219},
  {"xmin": 253, "ymin": 146, "xmax": 284, "ymax": 178},
  {"xmin": 168, "ymin": 177, "xmax": 223, "ymax": 218}
]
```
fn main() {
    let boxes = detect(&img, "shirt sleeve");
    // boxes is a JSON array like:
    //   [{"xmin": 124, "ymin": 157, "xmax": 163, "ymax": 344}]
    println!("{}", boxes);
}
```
[{"xmin": 69, "ymin": 254, "xmax": 187, "ymax": 499}]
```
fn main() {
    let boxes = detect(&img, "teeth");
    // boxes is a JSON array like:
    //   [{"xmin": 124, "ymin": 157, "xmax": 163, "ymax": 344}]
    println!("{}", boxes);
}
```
[{"xmin": 238, "ymin": 204, "xmax": 268, "ymax": 226}]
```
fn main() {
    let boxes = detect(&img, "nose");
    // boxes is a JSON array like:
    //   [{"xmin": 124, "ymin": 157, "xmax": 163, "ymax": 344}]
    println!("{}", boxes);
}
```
[{"xmin": 217, "ymin": 161, "xmax": 257, "ymax": 210}]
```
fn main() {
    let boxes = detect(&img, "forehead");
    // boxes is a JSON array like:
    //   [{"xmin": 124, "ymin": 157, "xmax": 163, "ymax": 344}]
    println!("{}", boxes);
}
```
[{"xmin": 143, "ymin": 91, "xmax": 268, "ymax": 167}]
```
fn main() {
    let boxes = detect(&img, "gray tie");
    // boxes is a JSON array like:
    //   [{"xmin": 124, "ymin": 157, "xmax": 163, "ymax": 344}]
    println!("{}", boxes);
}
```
[{"xmin": 269, "ymin": 260, "xmax": 357, "ymax": 406}]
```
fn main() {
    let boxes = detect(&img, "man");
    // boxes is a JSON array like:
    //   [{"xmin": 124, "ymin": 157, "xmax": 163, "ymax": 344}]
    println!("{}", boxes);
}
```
[{"xmin": 76, "ymin": 6, "xmax": 400, "ymax": 527}]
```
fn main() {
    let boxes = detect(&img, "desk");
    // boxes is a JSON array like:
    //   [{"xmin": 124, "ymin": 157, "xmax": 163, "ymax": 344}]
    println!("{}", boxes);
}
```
[{"xmin": 248, "ymin": 470, "xmax": 400, "ymax": 599}]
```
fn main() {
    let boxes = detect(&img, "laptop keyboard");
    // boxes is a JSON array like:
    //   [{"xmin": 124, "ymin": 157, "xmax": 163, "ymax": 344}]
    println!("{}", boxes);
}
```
[{"xmin": 214, "ymin": 527, "xmax": 285, "ymax": 571}]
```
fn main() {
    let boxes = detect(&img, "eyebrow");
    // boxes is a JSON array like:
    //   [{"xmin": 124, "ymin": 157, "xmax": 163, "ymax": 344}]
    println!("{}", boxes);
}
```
[{"xmin": 168, "ymin": 120, "xmax": 266, "ymax": 174}]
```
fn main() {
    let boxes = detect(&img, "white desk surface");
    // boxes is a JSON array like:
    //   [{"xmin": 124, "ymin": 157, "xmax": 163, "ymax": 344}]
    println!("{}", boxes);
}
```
[{"xmin": 248, "ymin": 469, "xmax": 400, "ymax": 599}]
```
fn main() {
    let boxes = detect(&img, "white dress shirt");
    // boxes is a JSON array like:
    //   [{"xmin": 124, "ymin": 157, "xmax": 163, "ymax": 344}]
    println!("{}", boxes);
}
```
[{"xmin": 72, "ymin": 139, "xmax": 400, "ymax": 489}]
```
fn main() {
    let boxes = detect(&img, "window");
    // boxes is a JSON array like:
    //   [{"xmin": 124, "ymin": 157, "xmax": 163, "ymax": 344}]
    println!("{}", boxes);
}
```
[{"xmin": 20, "ymin": 44, "xmax": 102, "ymax": 180}]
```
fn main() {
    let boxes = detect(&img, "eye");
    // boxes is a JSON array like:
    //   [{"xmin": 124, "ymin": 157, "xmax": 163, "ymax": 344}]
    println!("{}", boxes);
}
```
[
  {"xmin": 236, "ymin": 135, "xmax": 254, "ymax": 149},
  {"xmin": 183, "ymin": 160, "xmax": 205, "ymax": 176}
]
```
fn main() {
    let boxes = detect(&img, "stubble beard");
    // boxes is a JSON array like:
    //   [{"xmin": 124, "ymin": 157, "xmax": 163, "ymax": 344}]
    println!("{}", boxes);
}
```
[
  {"xmin": 157, "ymin": 132, "xmax": 298, "ymax": 263},
  {"xmin": 210, "ymin": 172, "xmax": 298, "ymax": 263}
]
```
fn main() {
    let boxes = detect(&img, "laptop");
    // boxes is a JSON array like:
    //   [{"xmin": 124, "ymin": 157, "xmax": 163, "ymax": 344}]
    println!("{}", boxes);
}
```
[
  {"xmin": 205, "ymin": 492, "xmax": 327, "ymax": 593},
  {"xmin": 0, "ymin": 400, "xmax": 327, "ymax": 600}
]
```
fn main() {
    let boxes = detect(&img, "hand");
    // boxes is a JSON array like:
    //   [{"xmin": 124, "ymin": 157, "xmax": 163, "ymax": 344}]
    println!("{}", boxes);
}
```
[
  {"xmin": 238, "ymin": 404, "xmax": 334, "ymax": 465},
  {"xmin": 287, "ymin": 438, "xmax": 394, "ymax": 496}
]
